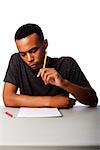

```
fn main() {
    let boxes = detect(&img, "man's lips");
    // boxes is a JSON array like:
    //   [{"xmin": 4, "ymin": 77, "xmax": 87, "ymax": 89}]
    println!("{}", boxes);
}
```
[
  {"xmin": 29, "ymin": 62, "xmax": 42, "ymax": 68},
  {"xmin": 30, "ymin": 63, "xmax": 37, "ymax": 66}
]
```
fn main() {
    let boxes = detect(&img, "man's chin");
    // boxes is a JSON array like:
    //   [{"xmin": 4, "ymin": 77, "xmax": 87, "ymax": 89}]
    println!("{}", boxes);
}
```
[{"xmin": 30, "ymin": 64, "xmax": 42, "ymax": 70}]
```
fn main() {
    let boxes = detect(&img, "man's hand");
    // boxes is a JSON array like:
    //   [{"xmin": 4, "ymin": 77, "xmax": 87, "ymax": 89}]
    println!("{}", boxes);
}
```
[
  {"xmin": 48, "ymin": 95, "xmax": 76, "ymax": 108},
  {"xmin": 37, "ymin": 68, "xmax": 65, "ymax": 87}
]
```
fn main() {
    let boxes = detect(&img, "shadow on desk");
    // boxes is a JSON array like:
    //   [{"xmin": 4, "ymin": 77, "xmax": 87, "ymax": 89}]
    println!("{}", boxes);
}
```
[{"xmin": 0, "ymin": 146, "xmax": 100, "ymax": 150}]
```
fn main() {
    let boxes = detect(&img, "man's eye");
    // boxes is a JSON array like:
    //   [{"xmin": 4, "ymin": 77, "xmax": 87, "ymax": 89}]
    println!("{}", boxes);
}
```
[
  {"xmin": 30, "ymin": 48, "xmax": 39, "ymax": 53},
  {"xmin": 20, "ymin": 53, "xmax": 26, "ymax": 56}
]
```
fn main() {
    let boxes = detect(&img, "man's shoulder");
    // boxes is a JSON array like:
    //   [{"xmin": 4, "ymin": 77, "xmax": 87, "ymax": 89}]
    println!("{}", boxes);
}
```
[
  {"xmin": 8, "ymin": 53, "xmax": 22, "ymax": 67},
  {"xmin": 10, "ymin": 53, "xmax": 21, "ymax": 62},
  {"xmin": 49, "ymin": 56, "xmax": 77, "ymax": 65},
  {"xmin": 48, "ymin": 56, "xmax": 77, "ymax": 69},
  {"xmin": 10, "ymin": 53, "xmax": 19, "ymax": 59},
  {"xmin": 49, "ymin": 56, "xmax": 75, "ymax": 62},
  {"xmin": 57, "ymin": 56, "xmax": 77, "ymax": 64}
]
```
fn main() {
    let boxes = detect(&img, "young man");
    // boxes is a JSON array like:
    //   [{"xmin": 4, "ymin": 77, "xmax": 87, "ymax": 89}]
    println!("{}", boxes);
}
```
[{"xmin": 3, "ymin": 23, "xmax": 98, "ymax": 108}]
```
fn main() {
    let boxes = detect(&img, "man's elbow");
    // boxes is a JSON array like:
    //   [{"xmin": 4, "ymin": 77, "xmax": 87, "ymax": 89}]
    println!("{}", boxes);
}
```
[
  {"xmin": 3, "ymin": 96, "xmax": 11, "ymax": 107},
  {"xmin": 90, "ymin": 97, "xmax": 98, "ymax": 107},
  {"xmin": 3, "ymin": 94, "xmax": 15, "ymax": 107},
  {"xmin": 89, "ymin": 89, "xmax": 98, "ymax": 107}
]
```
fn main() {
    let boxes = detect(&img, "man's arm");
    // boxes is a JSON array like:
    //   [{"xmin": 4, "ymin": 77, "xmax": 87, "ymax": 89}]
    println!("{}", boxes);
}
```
[
  {"xmin": 37, "ymin": 68, "xmax": 98, "ymax": 107},
  {"xmin": 60, "ymin": 79, "xmax": 98, "ymax": 107},
  {"xmin": 3, "ymin": 82, "xmax": 75, "ymax": 108}
]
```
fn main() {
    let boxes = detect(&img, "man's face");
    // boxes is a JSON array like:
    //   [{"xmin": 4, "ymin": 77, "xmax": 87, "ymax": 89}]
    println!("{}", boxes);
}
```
[{"xmin": 16, "ymin": 33, "xmax": 48, "ymax": 70}]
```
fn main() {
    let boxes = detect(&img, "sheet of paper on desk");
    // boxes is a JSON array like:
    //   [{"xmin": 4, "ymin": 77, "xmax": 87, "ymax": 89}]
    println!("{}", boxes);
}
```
[{"xmin": 17, "ymin": 107, "xmax": 62, "ymax": 118}]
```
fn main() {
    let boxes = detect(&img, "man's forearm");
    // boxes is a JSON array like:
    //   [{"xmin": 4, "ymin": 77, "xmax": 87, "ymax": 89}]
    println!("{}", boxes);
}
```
[
  {"xmin": 4, "ymin": 94, "xmax": 71, "ymax": 108},
  {"xmin": 60, "ymin": 79, "xmax": 98, "ymax": 107},
  {"xmin": 4, "ymin": 94, "xmax": 51, "ymax": 107}
]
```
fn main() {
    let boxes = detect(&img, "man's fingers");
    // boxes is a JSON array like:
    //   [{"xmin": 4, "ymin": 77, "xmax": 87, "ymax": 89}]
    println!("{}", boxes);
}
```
[
  {"xmin": 37, "ymin": 69, "xmax": 41, "ymax": 77},
  {"xmin": 69, "ymin": 98, "xmax": 76, "ymax": 108},
  {"xmin": 37, "ymin": 68, "xmax": 60, "ymax": 85},
  {"xmin": 37, "ymin": 68, "xmax": 45, "ymax": 77},
  {"xmin": 37, "ymin": 68, "xmax": 49, "ymax": 77}
]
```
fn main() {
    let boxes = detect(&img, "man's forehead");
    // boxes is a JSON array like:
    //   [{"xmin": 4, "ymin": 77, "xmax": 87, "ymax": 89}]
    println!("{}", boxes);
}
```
[
  {"xmin": 16, "ymin": 34, "xmax": 43, "ymax": 51},
  {"xmin": 16, "ymin": 33, "xmax": 41, "ymax": 43}
]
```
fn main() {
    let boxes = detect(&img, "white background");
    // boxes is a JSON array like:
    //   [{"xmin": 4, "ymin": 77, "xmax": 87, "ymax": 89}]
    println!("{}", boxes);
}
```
[{"xmin": 0, "ymin": 0, "xmax": 100, "ymax": 106}]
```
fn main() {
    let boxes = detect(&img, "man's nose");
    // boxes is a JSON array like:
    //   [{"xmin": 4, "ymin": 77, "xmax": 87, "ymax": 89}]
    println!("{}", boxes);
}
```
[{"xmin": 27, "ymin": 53, "xmax": 34, "ymax": 62}]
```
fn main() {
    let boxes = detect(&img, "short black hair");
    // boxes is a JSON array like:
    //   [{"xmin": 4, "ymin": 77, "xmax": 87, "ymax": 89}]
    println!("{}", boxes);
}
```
[{"xmin": 15, "ymin": 23, "xmax": 44, "ymax": 41}]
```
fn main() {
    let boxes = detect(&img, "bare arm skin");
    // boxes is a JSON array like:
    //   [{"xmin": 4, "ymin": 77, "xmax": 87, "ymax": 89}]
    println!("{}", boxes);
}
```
[
  {"xmin": 37, "ymin": 68, "xmax": 98, "ymax": 107},
  {"xmin": 3, "ymin": 82, "xmax": 75, "ymax": 108},
  {"xmin": 60, "ymin": 79, "xmax": 98, "ymax": 107}
]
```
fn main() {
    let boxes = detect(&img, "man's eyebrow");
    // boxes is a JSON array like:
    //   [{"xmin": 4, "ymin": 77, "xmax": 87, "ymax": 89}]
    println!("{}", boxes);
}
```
[{"xmin": 20, "ymin": 47, "xmax": 38, "ymax": 53}]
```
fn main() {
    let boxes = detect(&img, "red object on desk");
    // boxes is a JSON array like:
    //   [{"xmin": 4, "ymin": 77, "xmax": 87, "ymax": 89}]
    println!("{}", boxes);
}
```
[{"xmin": 5, "ymin": 111, "xmax": 13, "ymax": 118}]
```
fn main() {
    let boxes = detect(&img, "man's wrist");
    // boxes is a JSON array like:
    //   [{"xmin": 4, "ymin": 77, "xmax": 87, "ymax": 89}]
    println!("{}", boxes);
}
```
[{"xmin": 60, "ymin": 79, "xmax": 70, "ymax": 90}]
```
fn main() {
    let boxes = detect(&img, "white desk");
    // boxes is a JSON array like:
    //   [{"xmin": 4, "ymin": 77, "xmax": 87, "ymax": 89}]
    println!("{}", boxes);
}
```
[{"xmin": 0, "ymin": 106, "xmax": 100, "ymax": 150}]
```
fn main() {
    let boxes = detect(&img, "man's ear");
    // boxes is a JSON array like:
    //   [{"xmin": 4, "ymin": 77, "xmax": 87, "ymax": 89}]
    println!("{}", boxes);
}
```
[{"xmin": 43, "ymin": 39, "xmax": 48, "ymax": 49}]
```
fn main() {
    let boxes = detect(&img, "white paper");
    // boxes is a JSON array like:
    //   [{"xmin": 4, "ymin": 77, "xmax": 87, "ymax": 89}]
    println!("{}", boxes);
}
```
[{"xmin": 17, "ymin": 107, "xmax": 62, "ymax": 118}]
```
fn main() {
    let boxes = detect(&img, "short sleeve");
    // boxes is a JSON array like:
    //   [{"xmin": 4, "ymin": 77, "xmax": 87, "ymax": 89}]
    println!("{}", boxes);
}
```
[
  {"xmin": 4, "ymin": 53, "xmax": 20, "ymax": 87},
  {"xmin": 68, "ymin": 57, "xmax": 91, "ymax": 87}
]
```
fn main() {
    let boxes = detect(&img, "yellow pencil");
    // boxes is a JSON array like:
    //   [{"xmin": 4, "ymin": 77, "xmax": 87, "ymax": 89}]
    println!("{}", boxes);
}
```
[
  {"xmin": 43, "ymin": 51, "xmax": 47, "ymax": 68},
  {"xmin": 37, "ymin": 51, "xmax": 47, "ymax": 77}
]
